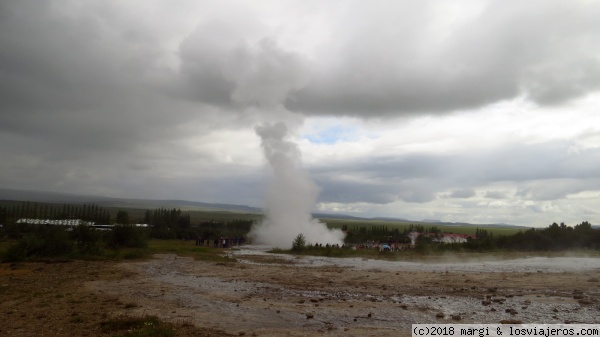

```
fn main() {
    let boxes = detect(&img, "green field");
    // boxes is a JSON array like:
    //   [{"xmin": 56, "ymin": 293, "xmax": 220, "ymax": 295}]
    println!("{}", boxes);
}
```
[{"xmin": 321, "ymin": 218, "xmax": 524, "ymax": 237}]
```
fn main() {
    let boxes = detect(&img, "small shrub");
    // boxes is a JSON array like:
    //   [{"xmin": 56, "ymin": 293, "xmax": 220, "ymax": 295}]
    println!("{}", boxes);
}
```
[
  {"xmin": 106, "ymin": 225, "xmax": 147, "ymax": 249},
  {"xmin": 71, "ymin": 224, "xmax": 102, "ymax": 255},
  {"xmin": 291, "ymin": 233, "xmax": 307, "ymax": 252},
  {"xmin": 2, "ymin": 226, "xmax": 73, "ymax": 261}
]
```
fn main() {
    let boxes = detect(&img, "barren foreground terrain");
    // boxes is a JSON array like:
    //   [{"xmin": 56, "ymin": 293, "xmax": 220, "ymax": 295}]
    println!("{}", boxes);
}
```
[{"xmin": 3, "ymin": 248, "xmax": 600, "ymax": 337}]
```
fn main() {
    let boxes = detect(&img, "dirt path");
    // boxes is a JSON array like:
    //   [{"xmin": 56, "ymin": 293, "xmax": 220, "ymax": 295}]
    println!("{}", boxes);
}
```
[{"xmin": 86, "ymin": 252, "xmax": 600, "ymax": 337}]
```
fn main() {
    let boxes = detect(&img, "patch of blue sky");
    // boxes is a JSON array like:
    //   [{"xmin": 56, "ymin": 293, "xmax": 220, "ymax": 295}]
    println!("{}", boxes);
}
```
[{"xmin": 302, "ymin": 125, "xmax": 361, "ymax": 144}]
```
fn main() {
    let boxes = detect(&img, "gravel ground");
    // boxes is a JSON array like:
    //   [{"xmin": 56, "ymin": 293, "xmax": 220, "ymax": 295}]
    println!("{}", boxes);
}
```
[
  {"xmin": 3, "ymin": 248, "xmax": 599, "ymax": 337},
  {"xmin": 85, "ymin": 250, "xmax": 600, "ymax": 337}
]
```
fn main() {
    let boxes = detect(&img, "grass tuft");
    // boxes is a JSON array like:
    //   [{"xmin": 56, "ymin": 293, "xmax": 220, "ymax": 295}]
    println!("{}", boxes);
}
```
[{"xmin": 100, "ymin": 315, "xmax": 175, "ymax": 337}]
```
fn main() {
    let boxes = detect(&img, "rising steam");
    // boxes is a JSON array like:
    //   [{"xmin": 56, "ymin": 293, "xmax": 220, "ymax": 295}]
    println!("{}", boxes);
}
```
[
  {"xmin": 216, "ymin": 37, "xmax": 344, "ymax": 247},
  {"xmin": 249, "ymin": 122, "xmax": 345, "ymax": 248}
]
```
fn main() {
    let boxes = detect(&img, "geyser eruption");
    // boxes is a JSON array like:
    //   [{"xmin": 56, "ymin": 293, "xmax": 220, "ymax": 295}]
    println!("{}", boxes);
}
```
[
  {"xmin": 250, "ymin": 122, "xmax": 345, "ymax": 248},
  {"xmin": 216, "ymin": 37, "xmax": 343, "ymax": 247}
]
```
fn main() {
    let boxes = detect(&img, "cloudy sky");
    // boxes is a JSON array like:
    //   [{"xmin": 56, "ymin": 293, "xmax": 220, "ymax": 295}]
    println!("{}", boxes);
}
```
[{"xmin": 2, "ymin": 0, "xmax": 600, "ymax": 226}]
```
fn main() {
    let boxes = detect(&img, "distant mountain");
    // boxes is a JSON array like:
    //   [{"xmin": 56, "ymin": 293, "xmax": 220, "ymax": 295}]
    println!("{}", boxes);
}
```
[
  {"xmin": 0, "ymin": 188, "xmax": 261, "ymax": 214},
  {"xmin": 420, "ymin": 220, "xmax": 529, "ymax": 229},
  {"xmin": 369, "ymin": 217, "xmax": 410, "ymax": 221},
  {"xmin": 96, "ymin": 198, "xmax": 262, "ymax": 214},
  {"xmin": 312, "ymin": 213, "xmax": 366, "ymax": 220},
  {"xmin": 0, "ymin": 188, "xmax": 113, "ymax": 203}
]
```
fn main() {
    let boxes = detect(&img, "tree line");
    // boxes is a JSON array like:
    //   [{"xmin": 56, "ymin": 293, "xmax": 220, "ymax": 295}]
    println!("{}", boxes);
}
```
[
  {"xmin": 339, "ymin": 221, "xmax": 599, "ymax": 252},
  {"xmin": 419, "ymin": 221, "xmax": 599, "ymax": 252},
  {"xmin": 0, "ymin": 201, "xmax": 111, "ymax": 225},
  {"xmin": 2, "ymin": 200, "xmax": 598, "ymax": 259},
  {"xmin": 342, "ymin": 223, "xmax": 443, "ymax": 243}
]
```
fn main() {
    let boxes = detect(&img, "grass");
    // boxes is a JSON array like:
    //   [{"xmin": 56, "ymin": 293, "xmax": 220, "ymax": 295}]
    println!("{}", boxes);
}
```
[
  {"xmin": 79, "ymin": 239, "xmax": 237, "ymax": 263},
  {"xmin": 100, "ymin": 315, "xmax": 176, "ymax": 337},
  {"xmin": 0, "ymin": 235, "xmax": 236, "ymax": 263},
  {"xmin": 146, "ymin": 239, "xmax": 236, "ymax": 263},
  {"xmin": 0, "ymin": 240, "xmax": 11, "ymax": 257}
]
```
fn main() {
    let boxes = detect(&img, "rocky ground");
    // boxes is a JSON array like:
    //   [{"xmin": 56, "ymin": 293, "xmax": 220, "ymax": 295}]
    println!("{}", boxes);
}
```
[{"xmin": 2, "ymin": 249, "xmax": 600, "ymax": 337}]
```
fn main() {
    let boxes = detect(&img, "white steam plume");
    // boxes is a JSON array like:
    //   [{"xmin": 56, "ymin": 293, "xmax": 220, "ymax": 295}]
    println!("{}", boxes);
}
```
[
  {"xmin": 217, "ymin": 37, "xmax": 344, "ymax": 247},
  {"xmin": 250, "ymin": 122, "xmax": 345, "ymax": 248}
]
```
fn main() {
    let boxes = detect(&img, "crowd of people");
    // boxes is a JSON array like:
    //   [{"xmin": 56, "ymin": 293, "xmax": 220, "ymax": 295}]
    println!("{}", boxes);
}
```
[
  {"xmin": 312, "ymin": 241, "xmax": 414, "ymax": 251},
  {"xmin": 194, "ymin": 237, "xmax": 415, "ymax": 251},
  {"xmin": 195, "ymin": 237, "xmax": 245, "ymax": 248}
]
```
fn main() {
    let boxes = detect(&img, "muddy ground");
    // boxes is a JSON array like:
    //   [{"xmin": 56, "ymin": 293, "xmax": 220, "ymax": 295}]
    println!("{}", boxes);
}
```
[{"xmin": 3, "ymin": 248, "xmax": 600, "ymax": 337}]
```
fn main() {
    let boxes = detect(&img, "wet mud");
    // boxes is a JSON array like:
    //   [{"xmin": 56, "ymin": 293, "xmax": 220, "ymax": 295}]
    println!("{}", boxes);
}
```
[{"xmin": 87, "ymin": 248, "xmax": 600, "ymax": 337}]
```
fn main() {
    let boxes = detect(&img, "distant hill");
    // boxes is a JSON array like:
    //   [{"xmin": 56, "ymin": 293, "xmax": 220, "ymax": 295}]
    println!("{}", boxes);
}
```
[
  {"xmin": 0, "ymin": 188, "xmax": 261, "ymax": 214},
  {"xmin": 96, "ymin": 199, "xmax": 263, "ymax": 214},
  {"xmin": 0, "ymin": 188, "xmax": 526, "ymax": 228},
  {"xmin": 370, "ymin": 216, "xmax": 410, "ymax": 221},
  {"xmin": 420, "ymin": 218, "xmax": 529, "ymax": 229},
  {"xmin": 422, "ymin": 219, "xmax": 442, "ymax": 223},
  {"xmin": 0, "ymin": 188, "xmax": 113, "ymax": 204},
  {"xmin": 312, "ymin": 213, "xmax": 366, "ymax": 221}
]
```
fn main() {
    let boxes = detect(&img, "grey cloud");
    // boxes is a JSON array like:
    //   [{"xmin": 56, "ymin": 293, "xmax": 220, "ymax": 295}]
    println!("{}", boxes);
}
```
[
  {"xmin": 312, "ymin": 177, "xmax": 398, "ymax": 204},
  {"xmin": 311, "ymin": 140, "xmax": 600, "ymax": 205},
  {"xmin": 0, "ymin": 1, "xmax": 268, "ymax": 201},
  {"xmin": 2, "ymin": 0, "xmax": 600, "ymax": 221},
  {"xmin": 311, "ymin": 154, "xmax": 446, "ymax": 204},
  {"xmin": 515, "ymin": 179, "xmax": 600, "ymax": 201},
  {"xmin": 485, "ymin": 191, "xmax": 507, "ymax": 199},
  {"xmin": 178, "ymin": 21, "xmax": 310, "ymax": 109},
  {"xmin": 177, "ymin": 20, "xmax": 239, "ymax": 106},
  {"xmin": 0, "ymin": 1, "xmax": 256, "ymax": 165},
  {"xmin": 447, "ymin": 189, "xmax": 476, "ymax": 199},
  {"xmin": 286, "ymin": 0, "xmax": 600, "ymax": 116},
  {"xmin": 314, "ymin": 175, "xmax": 436, "ymax": 204},
  {"xmin": 0, "ymin": 1, "xmax": 175, "ymax": 145}
]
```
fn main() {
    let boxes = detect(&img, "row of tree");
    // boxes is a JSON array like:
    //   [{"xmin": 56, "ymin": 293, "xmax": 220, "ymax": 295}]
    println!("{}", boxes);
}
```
[
  {"xmin": 421, "ymin": 221, "xmax": 599, "ymax": 251},
  {"xmin": 0, "ymin": 202, "xmax": 111, "ymax": 225},
  {"xmin": 340, "ymin": 221, "xmax": 599, "ymax": 252},
  {"xmin": 342, "ymin": 223, "xmax": 444, "ymax": 243},
  {"xmin": 0, "ymin": 201, "xmax": 256, "ymax": 242},
  {"xmin": 2, "ymin": 223, "xmax": 148, "ymax": 262}
]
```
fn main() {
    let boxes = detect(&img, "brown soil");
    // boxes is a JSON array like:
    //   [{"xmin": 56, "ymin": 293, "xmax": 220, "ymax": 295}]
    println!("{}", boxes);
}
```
[
  {"xmin": 0, "ymin": 260, "xmax": 233, "ymax": 337},
  {"xmin": 3, "ymin": 252, "xmax": 600, "ymax": 337}
]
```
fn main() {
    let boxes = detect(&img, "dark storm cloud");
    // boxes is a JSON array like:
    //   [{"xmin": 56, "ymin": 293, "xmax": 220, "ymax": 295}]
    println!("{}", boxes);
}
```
[
  {"xmin": 175, "ymin": 20, "xmax": 239, "ymax": 106},
  {"xmin": 0, "ymin": 1, "xmax": 178, "ymax": 150},
  {"xmin": 3, "ymin": 0, "xmax": 599, "ymax": 140},
  {"xmin": 0, "ymin": 0, "xmax": 243, "ymax": 198},
  {"xmin": 286, "ymin": 0, "xmax": 600, "ymax": 116},
  {"xmin": 178, "ymin": 22, "xmax": 311, "ymax": 109}
]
